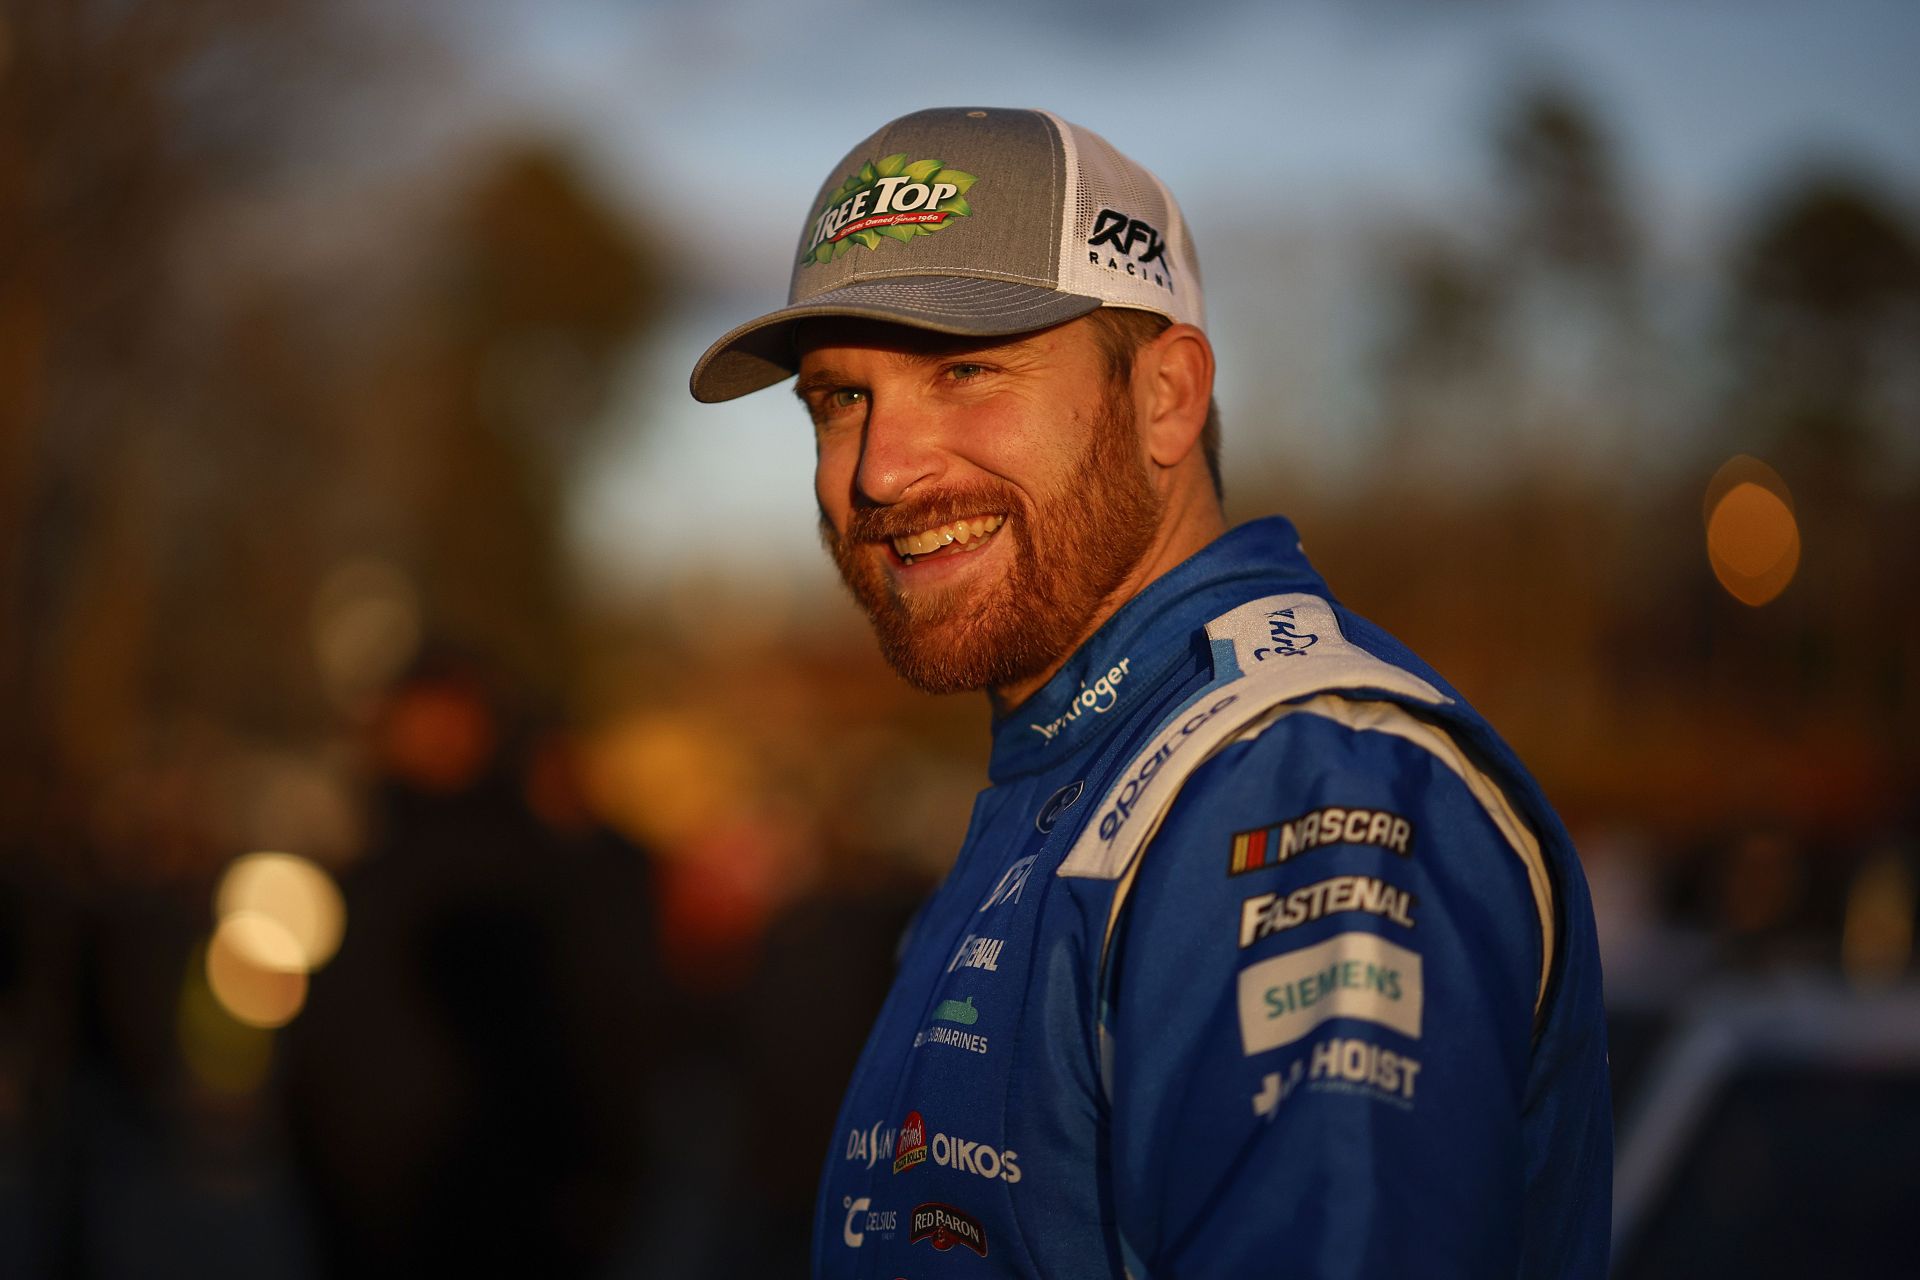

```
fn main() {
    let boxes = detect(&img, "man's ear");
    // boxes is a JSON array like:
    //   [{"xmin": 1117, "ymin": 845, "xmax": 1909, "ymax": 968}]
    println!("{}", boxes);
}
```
[{"xmin": 1134, "ymin": 324, "xmax": 1215, "ymax": 469}]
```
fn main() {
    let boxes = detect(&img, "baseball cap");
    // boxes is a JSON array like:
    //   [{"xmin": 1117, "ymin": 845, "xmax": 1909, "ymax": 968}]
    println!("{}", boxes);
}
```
[{"xmin": 689, "ymin": 106, "xmax": 1205, "ymax": 403}]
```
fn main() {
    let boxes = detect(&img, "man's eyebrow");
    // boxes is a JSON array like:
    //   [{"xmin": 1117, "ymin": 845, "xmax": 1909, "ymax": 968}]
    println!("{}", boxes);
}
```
[{"xmin": 792, "ymin": 369, "xmax": 851, "ymax": 400}]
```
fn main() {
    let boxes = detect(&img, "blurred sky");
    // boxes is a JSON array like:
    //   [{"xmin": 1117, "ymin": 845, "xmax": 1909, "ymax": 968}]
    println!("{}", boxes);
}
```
[{"xmin": 407, "ymin": 0, "xmax": 1919, "ymax": 592}]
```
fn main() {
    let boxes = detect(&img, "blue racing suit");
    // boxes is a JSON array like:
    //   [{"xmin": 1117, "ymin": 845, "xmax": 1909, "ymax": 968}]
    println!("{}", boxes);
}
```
[{"xmin": 814, "ymin": 517, "xmax": 1611, "ymax": 1278}]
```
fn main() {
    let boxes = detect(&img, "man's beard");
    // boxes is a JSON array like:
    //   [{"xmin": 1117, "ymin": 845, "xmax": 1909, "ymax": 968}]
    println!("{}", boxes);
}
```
[{"xmin": 819, "ymin": 387, "xmax": 1164, "ymax": 698}]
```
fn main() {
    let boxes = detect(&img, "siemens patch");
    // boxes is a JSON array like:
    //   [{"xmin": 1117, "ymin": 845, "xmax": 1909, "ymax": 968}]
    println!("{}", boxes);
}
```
[
  {"xmin": 1228, "ymin": 805, "xmax": 1413, "ymax": 875},
  {"xmin": 1237, "ymin": 932, "xmax": 1423, "ymax": 1054},
  {"xmin": 1239, "ymin": 875, "xmax": 1417, "ymax": 947}
]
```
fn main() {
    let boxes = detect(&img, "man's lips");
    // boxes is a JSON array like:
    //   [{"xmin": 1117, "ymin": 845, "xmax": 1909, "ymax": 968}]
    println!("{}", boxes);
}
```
[{"xmin": 890, "ymin": 514, "xmax": 1005, "ymax": 565}]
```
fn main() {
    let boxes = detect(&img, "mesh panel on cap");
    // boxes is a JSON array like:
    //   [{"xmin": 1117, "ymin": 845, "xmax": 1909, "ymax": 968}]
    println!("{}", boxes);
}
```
[{"xmin": 1045, "ymin": 112, "xmax": 1205, "ymax": 329}]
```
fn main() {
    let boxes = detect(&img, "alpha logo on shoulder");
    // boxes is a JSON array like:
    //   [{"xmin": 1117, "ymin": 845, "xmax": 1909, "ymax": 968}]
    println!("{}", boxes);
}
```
[
  {"xmin": 1252, "ymin": 607, "xmax": 1317, "ymax": 660},
  {"xmin": 1229, "ymin": 806, "xmax": 1413, "ymax": 875}
]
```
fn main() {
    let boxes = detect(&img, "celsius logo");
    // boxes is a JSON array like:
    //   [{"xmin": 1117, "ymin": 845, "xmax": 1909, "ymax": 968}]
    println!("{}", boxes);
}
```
[
  {"xmin": 1087, "ymin": 207, "xmax": 1174, "ymax": 293},
  {"xmin": 893, "ymin": 1111, "xmax": 928, "ymax": 1173},
  {"xmin": 845, "ymin": 1118, "xmax": 899, "ymax": 1170},
  {"xmin": 841, "ymin": 1196, "xmax": 897, "ymax": 1247},
  {"xmin": 1036, "ymin": 779, "xmax": 1085, "ymax": 833},
  {"xmin": 802, "ymin": 154, "xmax": 978, "ymax": 265},
  {"xmin": 1252, "ymin": 607, "xmax": 1317, "ymax": 660}
]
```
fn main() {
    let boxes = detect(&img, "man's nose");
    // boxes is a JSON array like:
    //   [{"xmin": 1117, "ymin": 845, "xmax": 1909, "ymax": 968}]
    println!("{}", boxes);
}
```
[{"xmin": 855, "ymin": 395, "xmax": 945, "ymax": 506}]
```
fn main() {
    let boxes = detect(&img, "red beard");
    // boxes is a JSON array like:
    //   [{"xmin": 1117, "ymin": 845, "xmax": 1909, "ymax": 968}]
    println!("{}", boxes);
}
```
[{"xmin": 820, "ymin": 388, "xmax": 1163, "ymax": 698}]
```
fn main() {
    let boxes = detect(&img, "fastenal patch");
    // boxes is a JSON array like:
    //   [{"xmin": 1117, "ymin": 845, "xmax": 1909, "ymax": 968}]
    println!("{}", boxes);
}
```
[
  {"xmin": 1237, "ymin": 932, "xmax": 1423, "ymax": 1055},
  {"xmin": 1239, "ymin": 875, "xmax": 1417, "ymax": 947},
  {"xmin": 801, "ymin": 154, "xmax": 978, "ymax": 265},
  {"xmin": 910, "ymin": 1201, "xmax": 989, "ymax": 1256},
  {"xmin": 1228, "ymin": 806, "xmax": 1413, "ymax": 875}
]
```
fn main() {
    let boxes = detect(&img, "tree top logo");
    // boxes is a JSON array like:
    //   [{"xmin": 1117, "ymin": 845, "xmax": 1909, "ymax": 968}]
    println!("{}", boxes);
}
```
[{"xmin": 802, "ymin": 154, "xmax": 978, "ymax": 265}]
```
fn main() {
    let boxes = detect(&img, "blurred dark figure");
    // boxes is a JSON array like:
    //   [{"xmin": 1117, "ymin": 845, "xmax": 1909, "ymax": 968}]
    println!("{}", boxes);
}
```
[{"xmin": 283, "ymin": 653, "xmax": 674, "ymax": 1277}]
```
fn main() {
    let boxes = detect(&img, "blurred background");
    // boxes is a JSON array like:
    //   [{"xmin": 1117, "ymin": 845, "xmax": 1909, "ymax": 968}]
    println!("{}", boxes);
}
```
[{"xmin": 2, "ymin": 0, "xmax": 1916, "ymax": 1275}]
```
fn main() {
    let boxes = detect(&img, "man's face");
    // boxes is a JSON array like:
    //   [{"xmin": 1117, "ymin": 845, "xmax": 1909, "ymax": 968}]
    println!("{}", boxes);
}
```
[{"xmin": 797, "ymin": 316, "xmax": 1163, "ymax": 703}]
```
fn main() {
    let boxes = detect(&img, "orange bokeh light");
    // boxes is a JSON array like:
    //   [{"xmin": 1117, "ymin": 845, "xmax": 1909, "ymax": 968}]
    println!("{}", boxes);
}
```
[{"xmin": 1704, "ymin": 457, "xmax": 1800, "ymax": 607}]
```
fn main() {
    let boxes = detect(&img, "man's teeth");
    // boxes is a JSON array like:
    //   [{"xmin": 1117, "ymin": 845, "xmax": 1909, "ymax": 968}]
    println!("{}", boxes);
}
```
[{"xmin": 892, "ymin": 515, "xmax": 1005, "ymax": 559}]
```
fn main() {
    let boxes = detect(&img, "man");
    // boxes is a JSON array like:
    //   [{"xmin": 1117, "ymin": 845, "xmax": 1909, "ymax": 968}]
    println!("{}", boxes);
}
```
[{"xmin": 691, "ymin": 108, "xmax": 1610, "ymax": 1278}]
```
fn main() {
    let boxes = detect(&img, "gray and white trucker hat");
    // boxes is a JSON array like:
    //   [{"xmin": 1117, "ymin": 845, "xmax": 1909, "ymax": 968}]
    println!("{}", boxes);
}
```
[{"xmin": 690, "ymin": 106, "xmax": 1205, "ymax": 403}]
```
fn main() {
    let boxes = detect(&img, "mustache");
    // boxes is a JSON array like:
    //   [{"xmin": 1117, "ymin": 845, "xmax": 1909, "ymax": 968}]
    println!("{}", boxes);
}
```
[{"xmin": 833, "ymin": 483, "xmax": 1022, "ymax": 543}]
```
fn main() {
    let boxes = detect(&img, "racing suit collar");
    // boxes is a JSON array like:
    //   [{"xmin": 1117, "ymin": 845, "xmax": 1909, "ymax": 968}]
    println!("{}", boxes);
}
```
[{"xmin": 987, "ymin": 515, "xmax": 1327, "ymax": 782}]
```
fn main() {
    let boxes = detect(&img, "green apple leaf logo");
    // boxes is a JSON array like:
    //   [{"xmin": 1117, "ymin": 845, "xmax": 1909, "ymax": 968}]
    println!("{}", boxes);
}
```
[{"xmin": 802, "ymin": 154, "xmax": 979, "ymax": 265}]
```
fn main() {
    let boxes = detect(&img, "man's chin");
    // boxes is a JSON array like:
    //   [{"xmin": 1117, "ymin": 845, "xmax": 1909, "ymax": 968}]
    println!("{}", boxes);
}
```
[{"xmin": 869, "ymin": 611, "xmax": 1049, "ymax": 696}]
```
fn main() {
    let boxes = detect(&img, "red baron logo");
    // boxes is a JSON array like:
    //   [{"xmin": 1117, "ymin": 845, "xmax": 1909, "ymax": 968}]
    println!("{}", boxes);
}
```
[
  {"xmin": 893, "ymin": 1111, "xmax": 928, "ymax": 1173},
  {"xmin": 910, "ymin": 1202, "xmax": 988, "ymax": 1256}
]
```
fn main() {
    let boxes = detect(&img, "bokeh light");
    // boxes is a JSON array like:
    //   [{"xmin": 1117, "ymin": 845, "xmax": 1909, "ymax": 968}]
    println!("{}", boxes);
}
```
[
  {"xmin": 312, "ymin": 558, "xmax": 423, "ymax": 707},
  {"xmin": 206, "ymin": 914, "xmax": 310, "ymax": 1029},
  {"xmin": 178, "ymin": 942, "xmax": 277, "ymax": 1096},
  {"xmin": 1842, "ymin": 853, "xmax": 1916, "ymax": 987},
  {"xmin": 1703, "ymin": 455, "xmax": 1800, "ymax": 606},
  {"xmin": 215, "ymin": 851, "xmax": 347, "ymax": 972}
]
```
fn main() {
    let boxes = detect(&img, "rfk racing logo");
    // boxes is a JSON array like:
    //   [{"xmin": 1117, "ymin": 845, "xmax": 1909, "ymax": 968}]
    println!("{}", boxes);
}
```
[
  {"xmin": 1252, "ymin": 608, "xmax": 1317, "ymax": 660},
  {"xmin": 1087, "ymin": 206, "xmax": 1174, "ymax": 293},
  {"xmin": 802, "ymin": 154, "xmax": 978, "ymax": 265}
]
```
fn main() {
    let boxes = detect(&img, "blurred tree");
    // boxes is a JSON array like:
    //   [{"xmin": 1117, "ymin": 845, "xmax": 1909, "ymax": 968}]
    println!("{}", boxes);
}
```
[
  {"xmin": 1724, "ymin": 171, "xmax": 1920, "ymax": 484},
  {"xmin": 0, "ymin": 3, "xmax": 664, "ymax": 1271},
  {"xmin": 1372, "ymin": 75, "xmax": 1649, "ymax": 478}
]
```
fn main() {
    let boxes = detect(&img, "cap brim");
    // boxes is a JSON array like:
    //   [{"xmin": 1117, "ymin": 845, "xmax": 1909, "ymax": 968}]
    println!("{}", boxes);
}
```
[{"xmin": 688, "ymin": 276, "xmax": 1103, "ymax": 403}]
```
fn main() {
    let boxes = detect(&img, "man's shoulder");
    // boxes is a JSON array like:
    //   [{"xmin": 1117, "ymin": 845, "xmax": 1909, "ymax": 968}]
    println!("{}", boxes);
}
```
[{"xmin": 1057, "ymin": 587, "xmax": 1476, "ymax": 883}]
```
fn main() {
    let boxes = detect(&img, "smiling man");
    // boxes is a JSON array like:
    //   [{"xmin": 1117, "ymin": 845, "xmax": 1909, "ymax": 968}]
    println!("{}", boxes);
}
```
[{"xmin": 691, "ymin": 108, "xmax": 1611, "ymax": 1279}]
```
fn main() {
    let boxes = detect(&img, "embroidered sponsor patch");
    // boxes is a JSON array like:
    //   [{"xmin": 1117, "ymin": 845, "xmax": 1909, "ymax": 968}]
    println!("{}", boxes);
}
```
[
  {"xmin": 893, "ymin": 1111, "xmax": 928, "ymax": 1173},
  {"xmin": 801, "ymin": 155, "xmax": 978, "ymax": 265},
  {"xmin": 910, "ymin": 1201, "xmax": 989, "ymax": 1256},
  {"xmin": 1237, "ymin": 932, "xmax": 1423, "ymax": 1055},
  {"xmin": 1228, "ymin": 806, "xmax": 1414, "ymax": 875},
  {"xmin": 1238, "ymin": 874, "xmax": 1417, "ymax": 947}
]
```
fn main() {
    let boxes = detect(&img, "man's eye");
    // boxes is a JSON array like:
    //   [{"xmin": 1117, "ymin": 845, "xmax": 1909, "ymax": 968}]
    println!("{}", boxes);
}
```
[
  {"xmin": 947, "ymin": 363, "xmax": 987, "ymax": 381},
  {"xmin": 827, "ymin": 388, "xmax": 867, "ymax": 410}
]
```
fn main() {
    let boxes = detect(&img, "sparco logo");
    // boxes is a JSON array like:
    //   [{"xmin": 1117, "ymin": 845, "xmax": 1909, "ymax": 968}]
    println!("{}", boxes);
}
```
[
  {"xmin": 1096, "ymin": 694, "xmax": 1239, "ymax": 845},
  {"xmin": 910, "ymin": 1202, "xmax": 989, "ymax": 1256},
  {"xmin": 802, "ymin": 154, "xmax": 978, "ymax": 265}
]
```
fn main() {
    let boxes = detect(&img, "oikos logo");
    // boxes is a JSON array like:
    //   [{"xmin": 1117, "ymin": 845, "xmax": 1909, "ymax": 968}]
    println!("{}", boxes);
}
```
[
  {"xmin": 894, "ymin": 1120, "xmax": 1023, "ymax": 1185},
  {"xmin": 841, "ymin": 1196, "xmax": 898, "ymax": 1248},
  {"xmin": 934, "ymin": 1130, "xmax": 1021, "ymax": 1184}
]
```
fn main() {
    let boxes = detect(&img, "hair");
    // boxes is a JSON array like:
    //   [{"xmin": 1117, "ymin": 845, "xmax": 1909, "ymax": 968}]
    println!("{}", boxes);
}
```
[{"xmin": 1084, "ymin": 307, "xmax": 1223, "ymax": 501}]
